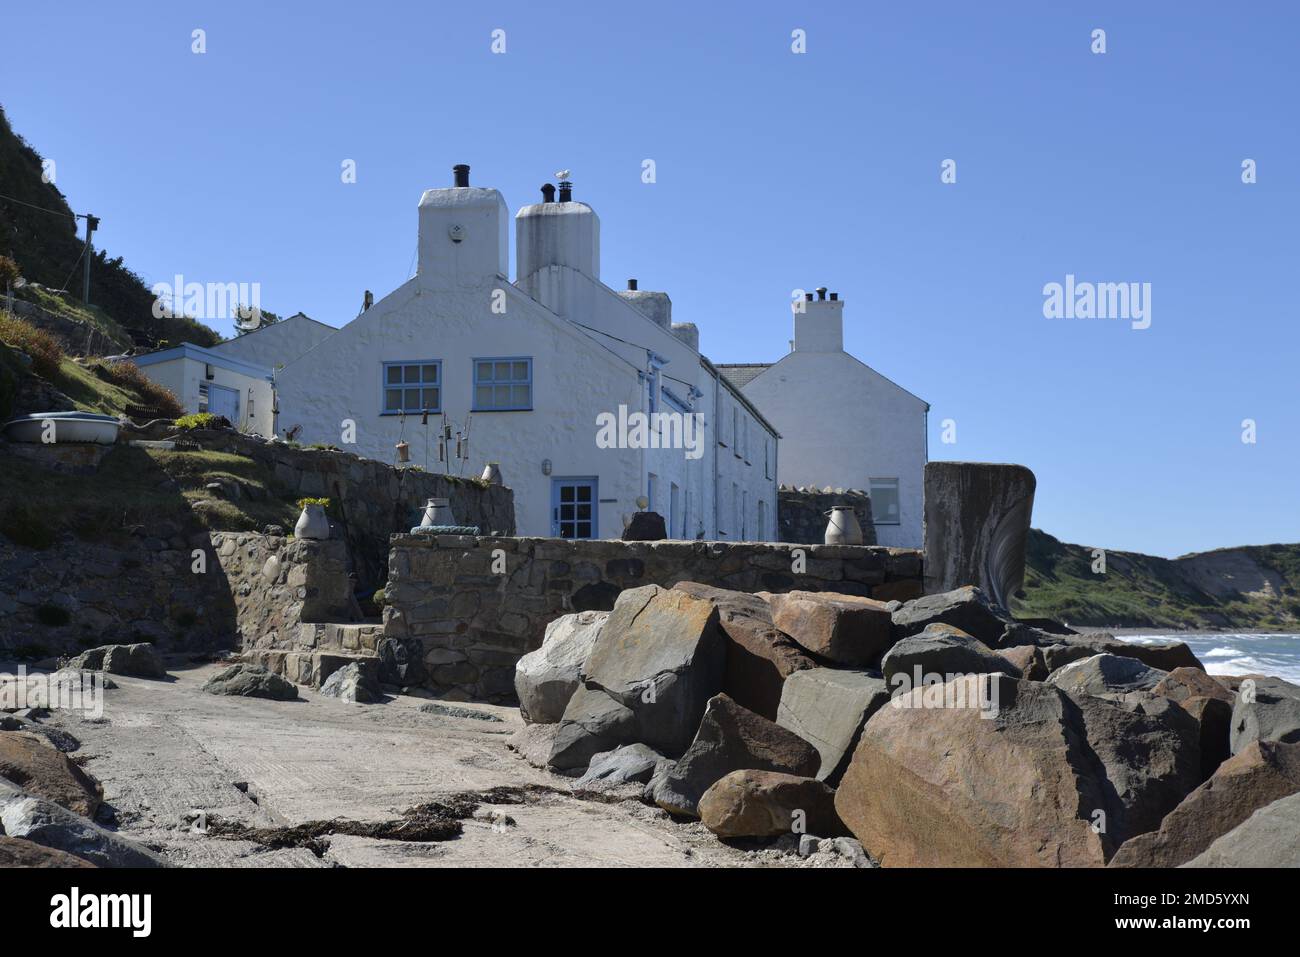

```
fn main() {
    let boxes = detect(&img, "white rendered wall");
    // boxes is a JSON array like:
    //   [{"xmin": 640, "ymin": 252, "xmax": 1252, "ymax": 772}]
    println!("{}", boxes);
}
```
[
  {"xmin": 211, "ymin": 315, "xmax": 335, "ymax": 370},
  {"xmin": 138, "ymin": 357, "xmax": 274, "ymax": 436},
  {"xmin": 742, "ymin": 351, "xmax": 927, "ymax": 547}
]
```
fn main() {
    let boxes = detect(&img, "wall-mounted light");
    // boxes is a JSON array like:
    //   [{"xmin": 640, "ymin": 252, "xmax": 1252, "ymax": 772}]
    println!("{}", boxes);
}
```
[{"xmin": 541, "ymin": 459, "xmax": 552, "ymax": 475}]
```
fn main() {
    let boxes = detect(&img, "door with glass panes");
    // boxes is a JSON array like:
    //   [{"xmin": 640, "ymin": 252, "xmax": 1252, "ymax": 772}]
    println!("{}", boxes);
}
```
[{"xmin": 551, "ymin": 478, "xmax": 597, "ymax": 539}]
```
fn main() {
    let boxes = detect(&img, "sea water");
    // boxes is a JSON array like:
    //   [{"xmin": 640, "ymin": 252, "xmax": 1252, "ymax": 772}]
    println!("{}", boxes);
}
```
[{"xmin": 1119, "ymin": 633, "xmax": 1300, "ymax": 684}]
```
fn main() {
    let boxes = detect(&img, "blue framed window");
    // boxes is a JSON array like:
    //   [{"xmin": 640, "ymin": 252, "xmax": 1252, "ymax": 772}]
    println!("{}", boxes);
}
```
[
  {"xmin": 474, "ymin": 357, "xmax": 532, "ymax": 411},
  {"xmin": 382, "ymin": 361, "xmax": 441, "ymax": 414},
  {"xmin": 552, "ymin": 477, "xmax": 597, "ymax": 539}
]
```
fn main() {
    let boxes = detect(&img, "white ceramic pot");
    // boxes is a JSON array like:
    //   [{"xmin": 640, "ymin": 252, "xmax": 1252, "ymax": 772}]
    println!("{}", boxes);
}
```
[
  {"xmin": 480, "ymin": 462, "xmax": 503, "ymax": 485},
  {"xmin": 295, "ymin": 504, "xmax": 331, "ymax": 540},
  {"xmin": 824, "ymin": 506, "xmax": 864, "ymax": 546},
  {"xmin": 420, "ymin": 497, "xmax": 455, "ymax": 527}
]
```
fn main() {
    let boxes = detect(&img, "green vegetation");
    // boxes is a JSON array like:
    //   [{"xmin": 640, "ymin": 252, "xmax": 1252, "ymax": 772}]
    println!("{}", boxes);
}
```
[
  {"xmin": 13, "ymin": 283, "xmax": 131, "ymax": 349},
  {"xmin": 0, "ymin": 311, "xmax": 62, "ymax": 377},
  {"xmin": 1014, "ymin": 529, "xmax": 1300, "ymax": 631},
  {"xmin": 0, "ymin": 338, "xmax": 26, "ymax": 420},
  {"xmin": 174, "ymin": 412, "xmax": 224, "ymax": 430},
  {"xmin": 90, "ymin": 359, "xmax": 183, "ymax": 417},
  {"xmin": 0, "ymin": 446, "xmax": 300, "ymax": 549}
]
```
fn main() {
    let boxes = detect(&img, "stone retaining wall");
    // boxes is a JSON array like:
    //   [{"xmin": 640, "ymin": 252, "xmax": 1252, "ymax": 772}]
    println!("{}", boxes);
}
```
[
  {"xmin": 185, "ymin": 430, "xmax": 516, "ymax": 589},
  {"xmin": 211, "ymin": 531, "xmax": 362, "ymax": 652},
  {"xmin": 383, "ymin": 535, "xmax": 924, "ymax": 703},
  {"xmin": 778, "ymin": 487, "xmax": 876, "ymax": 546}
]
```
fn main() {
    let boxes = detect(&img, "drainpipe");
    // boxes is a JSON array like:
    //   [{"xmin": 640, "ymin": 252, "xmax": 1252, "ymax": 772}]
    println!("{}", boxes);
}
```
[{"xmin": 712, "ymin": 372, "xmax": 720, "ymax": 538}]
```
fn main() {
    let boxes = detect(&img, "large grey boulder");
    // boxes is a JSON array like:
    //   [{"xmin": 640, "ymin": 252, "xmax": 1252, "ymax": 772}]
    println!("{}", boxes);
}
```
[
  {"xmin": 1046, "ymin": 653, "xmax": 1165, "ymax": 700},
  {"xmin": 0, "ymin": 732, "xmax": 102, "ymax": 817},
  {"xmin": 1065, "ymin": 691, "xmax": 1203, "ymax": 844},
  {"xmin": 776, "ymin": 668, "xmax": 889, "ymax": 785},
  {"xmin": 834, "ymin": 675, "xmax": 1201, "ymax": 866},
  {"xmin": 202, "ymin": 664, "xmax": 299, "ymax": 701},
  {"xmin": 66, "ymin": 643, "xmax": 166, "ymax": 679},
  {"xmin": 1000, "ymin": 623, "xmax": 1203, "ymax": 673},
  {"xmin": 699, "ymin": 770, "xmax": 847, "ymax": 839},
  {"xmin": 549, "ymin": 585, "xmax": 724, "ymax": 770},
  {"xmin": 1183, "ymin": 791, "xmax": 1300, "ymax": 867},
  {"xmin": 0, "ymin": 780, "xmax": 165, "ymax": 868},
  {"xmin": 652, "ymin": 693, "xmax": 820, "ymax": 818},
  {"xmin": 891, "ymin": 586, "xmax": 1009, "ymax": 647},
  {"xmin": 574, "ymin": 744, "xmax": 668, "ymax": 792},
  {"xmin": 1230, "ymin": 675, "xmax": 1300, "ymax": 754},
  {"xmin": 769, "ymin": 590, "xmax": 894, "ymax": 667},
  {"xmin": 881, "ymin": 623, "xmax": 1017, "ymax": 692},
  {"xmin": 672, "ymin": 582, "xmax": 816, "ymax": 721},
  {"xmin": 318, "ymin": 661, "xmax": 382, "ymax": 703},
  {"xmin": 1111, "ymin": 741, "xmax": 1300, "ymax": 868},
  {"xmin": 0, "ymin": 835, "xmax": 96, "ymax": 868},
  {"xmin": 514, "ymin": 611, "xmax": 607, "ymax": 724},
  {"xmin": 922, "ymin": 462, "xmax": 1035, "ymax": 610}
]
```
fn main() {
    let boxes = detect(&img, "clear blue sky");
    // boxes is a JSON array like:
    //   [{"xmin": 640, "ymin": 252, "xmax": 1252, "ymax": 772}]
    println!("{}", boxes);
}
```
[{"xmin": 4, "ymin": 1, "xmax": 1296, "ymax": 558}]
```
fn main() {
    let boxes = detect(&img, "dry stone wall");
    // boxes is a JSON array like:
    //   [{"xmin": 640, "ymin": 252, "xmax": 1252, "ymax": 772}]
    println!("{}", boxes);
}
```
[
  {"xmin": 778, "ymin": 487, "xmax": 876, "ymax": 546},
  {"xmin": 185, "ymin": 430, "xmax": 516, "ymax": 588},
  {"xmin": 383, "ymin": 535, "xmax": 923, "ymax": 703}
]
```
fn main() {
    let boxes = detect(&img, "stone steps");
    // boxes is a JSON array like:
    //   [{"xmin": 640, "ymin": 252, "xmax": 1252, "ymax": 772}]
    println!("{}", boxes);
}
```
[{"xmin": 243, "ymin": 647, "xmax": 376, "ymax": 690}]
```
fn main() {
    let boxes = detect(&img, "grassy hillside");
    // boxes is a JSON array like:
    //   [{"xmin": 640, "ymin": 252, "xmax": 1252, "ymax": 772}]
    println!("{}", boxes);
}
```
[
  {"xmin": 1014, "ymin": 528, "xmax": 1300, "ymax": 631},
  {"xmin": 0, "ymin": 104, "xmax": 220, "ymax": 348}
]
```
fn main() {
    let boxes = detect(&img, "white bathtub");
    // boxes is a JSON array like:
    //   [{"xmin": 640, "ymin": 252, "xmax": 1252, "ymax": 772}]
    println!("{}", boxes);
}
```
[{"xmin": 2, "ymin": 411, "xmax": 121, "ymax": 444}]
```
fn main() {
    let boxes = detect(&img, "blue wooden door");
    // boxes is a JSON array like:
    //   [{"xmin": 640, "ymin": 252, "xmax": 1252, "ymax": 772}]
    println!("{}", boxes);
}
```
[{"xmin": 552, "ymin": 478, "xmax": 597, "ymax": 539}]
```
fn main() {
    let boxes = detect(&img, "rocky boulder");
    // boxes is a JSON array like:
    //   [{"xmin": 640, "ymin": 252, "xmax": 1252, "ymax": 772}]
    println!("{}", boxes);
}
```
[
  {"xmin": 0, "ymin": 835, "xmax": 96, "ymax": 867},
  {"xmin": 672, "ymin": 582, "xmax": 817, "ymax": 720},
  {"xmin": 318, "ymin": 661, "xmax": 382, "ymax": 703},
  {"xmin": 890, "ymin": 586, "xmax": 1008, "ymax": 647},
  {"xmin": 1152, "ymin": 667, "xmax": 1235, "ymax": 779},
  {"xmin": 622, "ymin": 510, "xmax": 668, "ymax": 541},
  {"xmin": 1230, "ymin": 674, "xmax": 1300, "ymax": 754},
  {"xmin": 776, "ymin": 668, "xmax": 889, "ymax": 785},
  {"xmin": 202, "ymin": 664, "xmax": 299, "ymax": 701},
  {"xmin": 574, "ymin": 744, "xmax": 668, "ymax": 792},
  {"xmin": 998, "ymin": 624, "xmax": 1203, "ymax": 674},
  {"xmin": 995, "ymin": 643, "xmax": 1047, "ymax": 680},
  {"xmin": 881, "ymin": 623, "xmax": 1017, "ymax": 692},
  {"xmin": 835, "ymin": 675, "xmax": 1201, "ymax": 866},
  {"xmin": 549, "ymin": 585, "xmax": 724, "ymax": 770},
  {"xmin": 1046, "ymin": 653, "xmax": 1165, "ymax": 700},
  {"xmin": 836, "ymin": 676, "xmax": 1109, "ymax": 867},
  {"xmin": 699, "ymin": 770, "xmax": 847, "ymax": 839},
  {"xmin": 1184, "ymin": 791, "xmax": 1300, "ymax": 867},
  {"xmin": 1110, "ymin": 740, "xmax": 1300, "ymax": 868},
  {"xmin": 514, "ymin": 611, "xmax": 608, "ymax": 724},
  {"xmin": 66, "ymin": 643, "xmax": 166, "ymax": 679},
  {"xmin": 0, "ymin": 780, "xmax": 165, "ymax": 868},
  {"xmin": 0, "ymin": 732, "xmax": 103, "ymax": 818},
  {"xmin": 769, "ymin": 590, "xmax": 893, "ymax": 667},
  {"xmin": 508, "ymin": 723, "xmax": 563, "ymax": 770},
  {"xmin": 652, "ymin": 694, "xmax": 821, "ymax": 818}
]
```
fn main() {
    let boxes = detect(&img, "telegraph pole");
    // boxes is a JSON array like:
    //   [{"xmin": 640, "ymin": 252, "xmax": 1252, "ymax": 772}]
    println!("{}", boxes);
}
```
[{"xmin": 81, "ymin": 213, "xmax": 99, "ymax": 305}]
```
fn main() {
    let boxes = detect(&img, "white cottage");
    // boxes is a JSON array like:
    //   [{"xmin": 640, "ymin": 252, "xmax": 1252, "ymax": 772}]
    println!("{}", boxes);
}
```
[
  {"xmin": 131, "ymin": 342, "xmax": 275, "ymax": 436},
  {"xmin": 718, "ymin": 289, "xmax": 928, "ymax": 547},
  {"xmin": 271, "ymin": 166, "xmax": 778, "ymax": 541}
]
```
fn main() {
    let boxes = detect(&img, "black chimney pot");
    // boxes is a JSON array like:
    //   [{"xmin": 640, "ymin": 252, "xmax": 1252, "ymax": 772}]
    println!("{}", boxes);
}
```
[
  {"xmin": 805, "ymin": 292, "xmax": 814, "ymax": 301},
  {"xmin": 816, "ymin": 287, "xmax": 827, "ymax": 300},
  {"xmin": 540, "ymin": 183, "xmax": 556, "ymax": 203},
  {"xmin": 829, "ymin": 292, "xmax": 838, "ymax": 301},
  {"xmin": 627, "ymin": 279, "xmax": 638, "ymax": 291},
  {"xmin": 453, "ymin": 164, "xmax": 470, "ymax": 187},
  {"xmin": 557, "ymin": 180, "xmax": 573, "ymax": 202}
]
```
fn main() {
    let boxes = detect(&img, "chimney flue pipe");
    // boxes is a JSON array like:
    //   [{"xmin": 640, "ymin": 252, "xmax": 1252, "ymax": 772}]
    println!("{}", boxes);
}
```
[{"xmin": 453, "ymin": 164, "xmax": 470, "ymax": 187}]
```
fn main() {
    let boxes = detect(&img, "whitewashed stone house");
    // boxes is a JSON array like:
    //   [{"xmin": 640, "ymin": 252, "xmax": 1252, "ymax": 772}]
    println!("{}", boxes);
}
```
[
  {"xmin": 271, "ymin": 166, "xmax": 778, "ymax": 541},
  {"xmin": 132, "ymin": 342, "xmax": 275, "ymax": 436},
  {"xmin": 210, "ymin": 311, "xmax": 335, "ymax": 371},
  {"xmin": 718, "ymin": 289, "xmax": 928, "ymax": 547}
]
